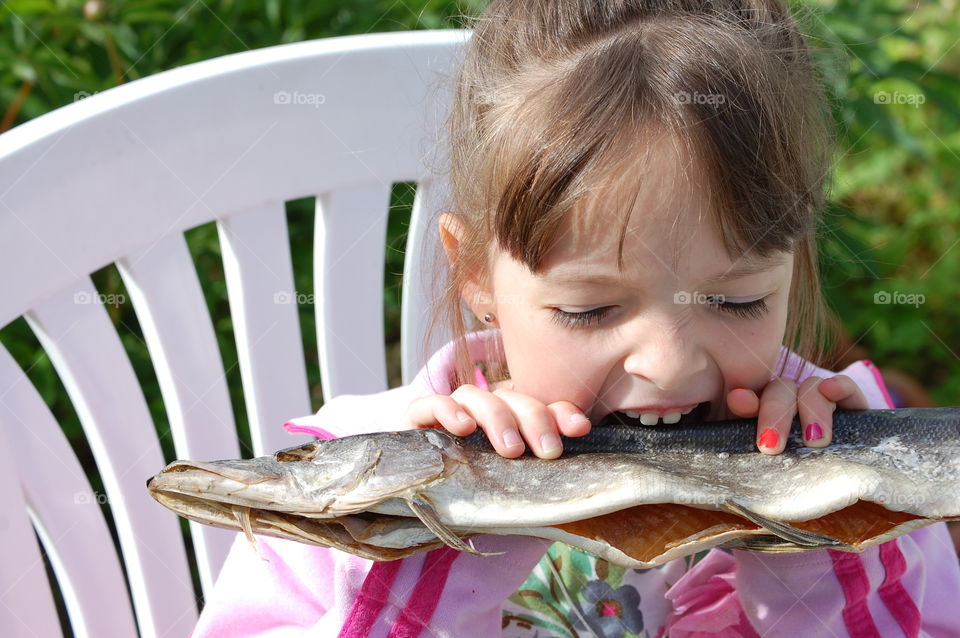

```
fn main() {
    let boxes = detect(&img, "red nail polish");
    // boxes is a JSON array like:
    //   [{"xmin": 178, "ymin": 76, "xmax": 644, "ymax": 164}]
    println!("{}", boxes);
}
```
[
  {"xmin": 805, "ymin": 422, "xmax": 824, "ymax": 441},
  {"xmin": 758, "ymin": 428, "xmax": 779, "ymax": 449}
]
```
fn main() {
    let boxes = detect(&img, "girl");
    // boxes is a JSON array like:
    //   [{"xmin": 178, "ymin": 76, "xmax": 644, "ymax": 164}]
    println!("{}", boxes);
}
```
[{"xmin": 193, "ymin": 1, "xmax": 960, "ymax": 636}]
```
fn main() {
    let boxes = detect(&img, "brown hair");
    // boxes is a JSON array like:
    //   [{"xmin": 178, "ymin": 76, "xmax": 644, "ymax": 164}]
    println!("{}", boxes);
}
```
[{"xmin": 425, "ymin": 0, "xmax": 837, "ymax": 389}]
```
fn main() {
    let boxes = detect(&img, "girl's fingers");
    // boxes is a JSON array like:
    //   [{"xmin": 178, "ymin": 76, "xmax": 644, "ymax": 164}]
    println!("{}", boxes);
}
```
[
  {"xmin": 797, "ymin": 376, "xmax": 833, "ymax": 448},
  {"xmin": 404, "ymin": 392, "xmax": 478, "ymax": 436},
  {"xmin": 756, "ymin": 378, "xmax": 797, "ymax": 455},
  {"xmin": 818, "ymin": 375, "xmax": 869, "ymax": 410},
  {"xmin": 547, "ymin": 401, "xmax": 592, "ymax": 438},
  {"xmin": 493, "ymin": 389, "xmax": 566, "ymax": 459},
  {"xmin": 405, "ymin": 388, "xmax": 590, "ymax": 460},
  {"xmin": 449, "ymin": 385, "xmax": 527, "ymax": 458},
  {"xmin": 726, "ymin": 387, "xmax": 760, "ymax": 418}
]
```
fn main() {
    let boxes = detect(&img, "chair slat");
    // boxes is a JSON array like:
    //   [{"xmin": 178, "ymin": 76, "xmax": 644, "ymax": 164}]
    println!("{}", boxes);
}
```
[
  {"xmin": 25, "ymin": 279, "xmax": 197, "ymax": 638},
  {"xmin": 0, "ymin": 343, "xmax": 139, "ymax": 638},
  {"xmin": 218, "ymin": 203, "xmax": 314, "ymax": 455},
  {"xmin": 0, "ymin": 415, "xmax": 63, "ymax": 637},
  {"xmin": 0, "ymin": 30, "xmax": 469, "ymax": 332},
  {"xmin": 402, "ymin": 178, "xmax": 455, "ymax": 384},
  {"xmin": 117, "ymin": 233, "xmax": 244, "ymax": 595},
  {"xmin": 315, "ymin": 184, "xmax": 391, "ymax": 399}
]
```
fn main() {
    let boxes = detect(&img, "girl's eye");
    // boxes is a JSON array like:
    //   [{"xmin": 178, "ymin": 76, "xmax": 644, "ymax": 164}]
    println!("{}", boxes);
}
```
[
  {"xmin": 711, "ymin": 296, "xmax": 769, "ymax": 319},
  {"xmin": 549, "ymin": 306, "xmax": 613, "ymax": 328}
]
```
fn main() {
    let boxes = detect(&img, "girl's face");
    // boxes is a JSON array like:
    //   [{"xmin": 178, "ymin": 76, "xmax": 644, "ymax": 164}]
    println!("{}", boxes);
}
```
[{"xmin": 475, "ymin": 137, "xmax": 794, "ymax": 425}]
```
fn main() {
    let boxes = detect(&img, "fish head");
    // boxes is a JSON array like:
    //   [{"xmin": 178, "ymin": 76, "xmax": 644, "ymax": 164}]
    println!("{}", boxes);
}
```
[{"xmin": 147, "ymin": 429, "xmax": 467, "ymax": 528}]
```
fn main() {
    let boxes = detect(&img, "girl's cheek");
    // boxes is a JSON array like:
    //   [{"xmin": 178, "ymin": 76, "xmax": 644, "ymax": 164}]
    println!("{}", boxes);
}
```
[
  {"xmin": 513, "ymin": 343, "xmax": 606, "ymax": 405},
  {"xmin": 711, "ymin": 322, "xmax": 783, "ymax": 389}
]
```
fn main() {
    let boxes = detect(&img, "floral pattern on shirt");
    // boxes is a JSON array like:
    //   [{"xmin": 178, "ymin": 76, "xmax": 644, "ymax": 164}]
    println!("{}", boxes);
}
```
[{"xmin": 502, "ymin": 544, "xmax": 714, "ymax": 637}]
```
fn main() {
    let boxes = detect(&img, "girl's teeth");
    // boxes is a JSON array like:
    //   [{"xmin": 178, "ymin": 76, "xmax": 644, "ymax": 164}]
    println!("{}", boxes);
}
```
[
  {"xmin": 681, "ymin": 405, "xmax": 695, "ymax": 415},
  {"xmin": 639, "ymin": 412, "xmax": 660, "ymax": 426},
  {"xmin": 620, "ymin": 409, "xmax": 694, "ymax": 425}
]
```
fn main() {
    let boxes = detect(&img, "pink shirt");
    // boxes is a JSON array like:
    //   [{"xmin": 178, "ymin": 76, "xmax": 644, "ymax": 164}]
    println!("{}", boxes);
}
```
[{"xmin": 192, "ymin": 330, "xmax": 960, "ymax": 637}]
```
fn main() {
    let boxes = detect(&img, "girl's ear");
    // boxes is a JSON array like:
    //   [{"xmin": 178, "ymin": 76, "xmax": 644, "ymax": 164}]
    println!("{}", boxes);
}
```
[{"xmin": 438, "ymin": 213, "xmax": 494, "ymax": 318}]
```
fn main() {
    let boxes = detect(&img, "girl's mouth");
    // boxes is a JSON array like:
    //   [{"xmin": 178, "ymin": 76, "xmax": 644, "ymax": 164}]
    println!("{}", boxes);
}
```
[{"xmin": 601, "ymin": 401, "xmax": 712, "ymax": 427}]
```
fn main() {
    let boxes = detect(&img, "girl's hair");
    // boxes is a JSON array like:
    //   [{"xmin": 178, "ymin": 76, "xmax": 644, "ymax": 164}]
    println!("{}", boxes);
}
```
[{"xmin": 425, "ymin": 0, "xmax": 836, "ymax": 389}]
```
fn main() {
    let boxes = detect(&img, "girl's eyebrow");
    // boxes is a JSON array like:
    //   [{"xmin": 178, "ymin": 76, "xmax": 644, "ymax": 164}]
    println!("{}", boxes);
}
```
[
  {"xmin": 540, "ymin": 271, "xmax": 631, "ymax": 287},
  {"xmin": 699, "ymin": 255, "xmax": 787, "ymax": 286},
  {"xmin": 542, "ymin": 255, "xmax": 786, "ymax": 287}
]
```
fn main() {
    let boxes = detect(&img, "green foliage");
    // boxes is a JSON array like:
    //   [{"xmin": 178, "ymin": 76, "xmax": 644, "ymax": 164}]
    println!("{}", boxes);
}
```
[
  {"xmin": 796, "ymin": 0, "xmax": 960, "ymax": 404},
  {"xmin": 1, "ymin": 0, "xmax": 486, "ymax": 121}
]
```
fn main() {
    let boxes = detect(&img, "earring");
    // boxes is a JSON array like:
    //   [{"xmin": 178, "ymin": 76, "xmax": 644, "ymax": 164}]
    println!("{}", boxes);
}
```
[{"xmin": 483, "ymin": 313, "xmax": 495, "ymax": 324}]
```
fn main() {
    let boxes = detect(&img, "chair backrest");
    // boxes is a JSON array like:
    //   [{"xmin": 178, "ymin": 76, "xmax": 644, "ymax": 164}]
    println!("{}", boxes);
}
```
[{"xmin": 0, "ymin": 29, "xmax": 469, "ymax": 638}]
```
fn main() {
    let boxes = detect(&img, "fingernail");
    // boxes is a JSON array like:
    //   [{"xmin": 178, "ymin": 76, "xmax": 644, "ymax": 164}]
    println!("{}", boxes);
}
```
[
  {"xmin": 805, "ymin": 422, "xmax": 824, "ymax": 442},
  {"xmin": 503, "ymin": 429, "xmax": 523, "ymax": 448},
  {"xmin": 758, "ymin": 428, "xmax": 779, "ymax": 449},
  {"xmin": 570, "ymin": 413, "xmax": 590, "ymax": 426},
  {"xmin": 540, "ymin": 433, "xmax": 562, "ymax": 456},
  {"xmin": 456, "ymin": 410, "xmax": 473, "ymax": 423}
]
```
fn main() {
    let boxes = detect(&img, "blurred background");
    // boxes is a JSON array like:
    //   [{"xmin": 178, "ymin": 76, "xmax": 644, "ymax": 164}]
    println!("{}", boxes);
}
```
[{"xmin": 1, "ymin": 0, "xmax": 958, "ymax": 477}]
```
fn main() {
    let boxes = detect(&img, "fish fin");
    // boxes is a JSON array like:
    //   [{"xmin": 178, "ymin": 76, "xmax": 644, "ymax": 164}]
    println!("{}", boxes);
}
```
[
  {"xmin": 275, "ymin": 440, "xmax": 323, "ymax": 462},
  {"xmin": 234, "ymin": 506, "xmax": 269, "ymax": 562},
  {"xmin": 722, "ymin": 500, "xmax": 848, "ymax": 549},
  {"xmin": 405, "ymin": 497, "xmax": 501, "ymax": 557},
  {"xmin": 722, "ymin": 535, "xmax": 825, "ymax": 553}
]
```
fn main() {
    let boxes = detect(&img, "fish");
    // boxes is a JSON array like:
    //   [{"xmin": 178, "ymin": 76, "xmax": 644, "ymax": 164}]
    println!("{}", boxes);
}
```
[{"xmin": 147, "ymin": 407, "xmax": 960, "ymax": 568}]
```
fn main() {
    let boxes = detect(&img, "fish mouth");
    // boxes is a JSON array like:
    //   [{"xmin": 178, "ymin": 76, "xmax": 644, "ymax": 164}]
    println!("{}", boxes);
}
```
[{"xmin": 599, "ymin": 401, "xmax": 712, "ymax": 427}]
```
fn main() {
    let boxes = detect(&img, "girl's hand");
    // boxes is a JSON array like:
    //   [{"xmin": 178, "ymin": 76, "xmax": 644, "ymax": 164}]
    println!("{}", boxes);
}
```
[
  {"xmin": 726, "ymin": 376, "xmax": 868, "ymax": 455},
  {"xmin": 404, "ymin": 385, "xmax": 592, "ymax": 459}
]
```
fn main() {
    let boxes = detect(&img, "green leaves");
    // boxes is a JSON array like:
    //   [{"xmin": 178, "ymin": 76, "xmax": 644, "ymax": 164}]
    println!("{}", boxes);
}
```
[
  {"xmin": 1, "ymin": 0, "xmax": 474, "ymax": 128},
  {"xmin": 799, "ymin": 0, "xmax": 960, "ymax": 403}
]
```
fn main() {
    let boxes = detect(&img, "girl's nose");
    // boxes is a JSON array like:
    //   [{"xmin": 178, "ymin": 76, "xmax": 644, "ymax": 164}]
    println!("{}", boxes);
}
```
[{"xmin": 621, "ymin": 320, "xmax": 707, "ymax": 391}]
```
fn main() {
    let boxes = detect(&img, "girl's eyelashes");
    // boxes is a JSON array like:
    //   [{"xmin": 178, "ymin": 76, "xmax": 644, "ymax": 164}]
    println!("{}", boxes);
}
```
[
  {"xmin": 548, "ymin": 295, "xmax": 769, "ymax": 328},
  {"xmin": 549, "ymin": 306, "xmax": 614, "ymax": 328},
  {"xmin": 711, "ymin": 296, "xmax": 769, "ymax": 319}
]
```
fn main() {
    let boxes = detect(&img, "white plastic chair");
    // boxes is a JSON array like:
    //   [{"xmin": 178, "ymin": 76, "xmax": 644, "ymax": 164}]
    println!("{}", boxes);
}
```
[{"xmin": 0, "ymin": 29, "xmax": 468, "ymax": 638}]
